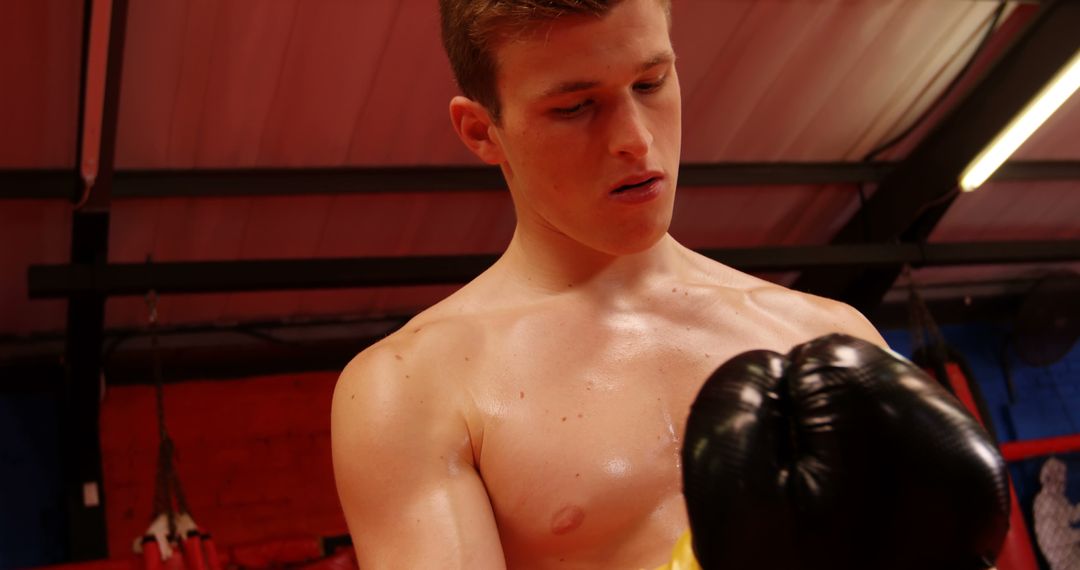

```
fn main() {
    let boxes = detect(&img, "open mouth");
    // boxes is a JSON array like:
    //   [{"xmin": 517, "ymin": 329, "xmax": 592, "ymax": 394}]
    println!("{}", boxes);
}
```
[{"xmin": 612, "ymin": 177, "xmax": 658, "ymax": 193}]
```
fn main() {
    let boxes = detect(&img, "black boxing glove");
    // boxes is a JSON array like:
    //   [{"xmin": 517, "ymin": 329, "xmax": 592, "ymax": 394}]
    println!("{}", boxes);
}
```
[{"xmin": 681, "ymin": 333, "xmax": 1010, "ymax": 570}]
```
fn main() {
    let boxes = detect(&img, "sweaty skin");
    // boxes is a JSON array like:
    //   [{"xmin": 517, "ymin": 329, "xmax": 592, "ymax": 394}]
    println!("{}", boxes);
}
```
[{"xmin": 331, "ymin": 1, "xmax": 886, "ymax": 568}]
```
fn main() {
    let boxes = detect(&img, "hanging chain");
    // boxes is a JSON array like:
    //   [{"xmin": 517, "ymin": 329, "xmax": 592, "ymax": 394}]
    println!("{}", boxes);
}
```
[
  {"xmin": 904, "ymin": 265, "xmax": 952, "ymax": 389},
  {"xmin": 146, "ymin": 290, "xmax": 191, "ymax": 538}
]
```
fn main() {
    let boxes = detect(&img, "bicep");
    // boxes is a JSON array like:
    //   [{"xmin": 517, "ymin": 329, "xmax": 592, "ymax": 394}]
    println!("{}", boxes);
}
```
[
  {"xmin": 331, "ymin": 351, "xmax": 505, "ymax": 569},
  {"xmin": 337, "ymin": 457, "xmax": 505, "ymax": 569}
]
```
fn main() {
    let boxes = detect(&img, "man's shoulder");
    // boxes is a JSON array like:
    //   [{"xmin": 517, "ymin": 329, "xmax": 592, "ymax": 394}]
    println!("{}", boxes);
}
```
[
  {"xmin": 746, "ymin": 284, "xmax": 886, "ymax": 346},
  {"xmin": 746, "ymin": 283, "xmax": 860, "ymax": 319},
  {"xmin": 336, "ymin": 294, "xmax": 498, "ymax": 392},
  {"xmin": 698, "ymin": 274, "xmax": 856, "ymax": 324},
  {"xmin": 685, "ymin": 252, "xmax": 884, "ymax": 346},
  {"xmin": 341, "ymin": 312, "xmax": 477, "ymax": 382},
  {"xmin": 332, "ymin": 312, "xmax": 482, "ymax": 440}
]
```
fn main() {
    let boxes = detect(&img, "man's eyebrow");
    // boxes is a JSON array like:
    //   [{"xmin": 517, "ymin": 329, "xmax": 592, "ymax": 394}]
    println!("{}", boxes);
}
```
[
  {"xmin": 541, "ymin": 80, "xmax": 601, "ymax": 99},
  {"xmin": 539, "ymin": 51, "xmax": 676, "ymax": 99},
  {"xmin": 638, "ymin": 51, "xmax": 676, "ymax": 72}
]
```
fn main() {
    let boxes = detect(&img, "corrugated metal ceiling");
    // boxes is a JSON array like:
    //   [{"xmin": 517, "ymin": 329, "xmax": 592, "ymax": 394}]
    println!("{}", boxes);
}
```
[{"xmin": 1, "ymin": 0, "xmax": 1077, "ymax": 341}]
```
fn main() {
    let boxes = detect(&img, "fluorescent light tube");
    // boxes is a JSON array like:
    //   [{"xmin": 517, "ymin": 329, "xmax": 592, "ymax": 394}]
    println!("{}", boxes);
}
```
[{"xmin": 960, "ymin": 47, "xmax": 1080, "ymax": 192}]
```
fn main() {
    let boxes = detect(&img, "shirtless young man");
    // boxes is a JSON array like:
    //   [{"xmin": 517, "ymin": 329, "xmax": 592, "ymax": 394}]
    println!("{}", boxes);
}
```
[{"xmin": 331, "ymin": 0, "xmax": 886, "ymax": 568}]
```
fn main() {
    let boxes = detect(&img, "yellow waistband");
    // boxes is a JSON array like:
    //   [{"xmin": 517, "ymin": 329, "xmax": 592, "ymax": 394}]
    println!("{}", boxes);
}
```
[{"xmin": 652, "ymin": 530, "xmax": 701, "ymax": 570}]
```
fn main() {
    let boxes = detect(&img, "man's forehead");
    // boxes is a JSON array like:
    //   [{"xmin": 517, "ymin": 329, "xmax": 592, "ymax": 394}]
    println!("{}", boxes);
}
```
[
  {"xmin": 490, "ymin": 0, "xmax": 675, "ymax": 102},
  {"xmin": 537, "ymin": 51, "xmax": 676, "ymax": 99}
]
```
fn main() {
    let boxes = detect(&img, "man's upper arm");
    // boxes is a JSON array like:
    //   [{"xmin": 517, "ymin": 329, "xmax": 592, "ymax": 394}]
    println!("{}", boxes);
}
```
[{"xmin": 331, "ymin": 344, "xmax": 505, "ymax": 569}]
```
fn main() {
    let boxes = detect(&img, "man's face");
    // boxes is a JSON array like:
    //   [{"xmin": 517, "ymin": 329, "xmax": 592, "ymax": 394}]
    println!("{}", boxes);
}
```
[{"xmin": 490, "ymin": 0, "xmax": 681, "ymax": 256}]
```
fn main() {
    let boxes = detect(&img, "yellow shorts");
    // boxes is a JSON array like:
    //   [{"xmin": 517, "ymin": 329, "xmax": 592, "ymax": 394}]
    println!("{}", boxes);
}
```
[{"xmin": 652, "ymin": 530, "xmax": 701, "ymax": 570}]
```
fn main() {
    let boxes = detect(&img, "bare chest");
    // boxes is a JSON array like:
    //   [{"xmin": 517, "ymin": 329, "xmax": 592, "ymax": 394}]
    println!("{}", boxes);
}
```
[
  {"xmin": 447, "ymin": 287, "xmax": 829, "ymax": 565},
  {"xmin": 469, "ymin": 321, "xmax": 777, "ymax": 565}
]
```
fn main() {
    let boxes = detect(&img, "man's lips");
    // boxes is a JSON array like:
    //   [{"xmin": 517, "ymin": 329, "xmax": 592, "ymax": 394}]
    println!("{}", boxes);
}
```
[
  {"xmin": 610, "ymin": 172, "xmax": 665, "ymax": 193},
  {"xmin": 608, "ymin": 176, "xmax": 664, "ymax": 204}
]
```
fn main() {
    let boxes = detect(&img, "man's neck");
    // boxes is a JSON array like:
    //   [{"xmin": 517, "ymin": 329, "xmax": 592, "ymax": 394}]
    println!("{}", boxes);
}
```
[{"xmin": 497, "ymin": 226, "xmax": 687, "ymax": 296}]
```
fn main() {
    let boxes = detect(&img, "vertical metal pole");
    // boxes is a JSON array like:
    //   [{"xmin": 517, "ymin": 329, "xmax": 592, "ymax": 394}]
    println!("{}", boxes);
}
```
[
  {"xmin": 63, "ymin": 0, "xmax": 129, "ymax": 560},
  {"xmin": 62, "ymin": 214, "xmax": 110, "ymax": 561}
]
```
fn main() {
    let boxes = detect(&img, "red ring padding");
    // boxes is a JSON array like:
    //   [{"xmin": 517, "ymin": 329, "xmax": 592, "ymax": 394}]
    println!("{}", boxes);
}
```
[{"xmin": 1001, "ymin": 434, "xmax": 1080, "ymax": 462}]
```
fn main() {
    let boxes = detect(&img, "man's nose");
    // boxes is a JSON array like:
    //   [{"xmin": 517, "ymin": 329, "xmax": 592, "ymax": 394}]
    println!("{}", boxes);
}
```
[{"xmin": 608, "ymin": 98, "xmax": 653, "ymax": 159}]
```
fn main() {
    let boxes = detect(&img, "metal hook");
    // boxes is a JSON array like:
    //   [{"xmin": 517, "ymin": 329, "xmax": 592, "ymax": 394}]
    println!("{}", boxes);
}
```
[{"xmin": 145, "ymin": 291, "xmax": 158, "ymax": 325}]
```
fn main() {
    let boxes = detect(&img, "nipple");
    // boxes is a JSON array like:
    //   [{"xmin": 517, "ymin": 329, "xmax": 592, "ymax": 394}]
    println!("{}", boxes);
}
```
[{"xmin": 550, "ymin": 505, "xmax": 586, "ymax": 536}]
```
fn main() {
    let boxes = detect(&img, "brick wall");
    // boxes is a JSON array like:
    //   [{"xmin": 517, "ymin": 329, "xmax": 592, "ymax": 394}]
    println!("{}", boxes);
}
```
[{"xmin": 99, "ymin": 372, "xmax": 347, "ymax": 558}]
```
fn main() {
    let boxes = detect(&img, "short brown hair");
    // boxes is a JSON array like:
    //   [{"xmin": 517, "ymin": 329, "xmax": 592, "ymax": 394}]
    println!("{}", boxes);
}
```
[{"xmin": 439, "ymin": 0, "xmax": 671, "ymax": 123}]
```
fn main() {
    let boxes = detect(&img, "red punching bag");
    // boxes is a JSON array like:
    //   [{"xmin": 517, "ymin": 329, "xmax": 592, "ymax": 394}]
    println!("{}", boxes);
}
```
[
  {"xmin": 908, "ymin": 279, "xmax": 1038, "ymax": 570},
  {"xmin": 938, "ymin": 362, "xmax": 1039, "ymax": 570},
  {"xmin": 907, "ymin": 278, "xmax": 1041, "ymax": 570}
]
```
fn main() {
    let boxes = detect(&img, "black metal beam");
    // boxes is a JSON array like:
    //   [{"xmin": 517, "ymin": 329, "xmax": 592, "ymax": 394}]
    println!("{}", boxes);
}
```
[
  {"xmin": 0, "ymin": 360, "xmax": 65, "ymax": 394},
  {"xmin": 0, "ymin": 286, "xmax": 1039, "ymax": 390},
  {"xmin": 31, "ymin": 255, "xmax": 499, "ymax": 297},
  {"xmin": 792, "ymin": 0, "xmax": 1080, "ymax": 313},
  {"xmin": 117, "ymin": 165, "xmax": 507, "ymax": 196},
  {"xmin": 62, "ymin": 0, "xmax": 130, "ymax": 560},
  {"xmin": 3, "ymin": 160, "xmax": 1080, "ymax": 200},
  {"xmin": 27, "ymin": 241, "xmax": 1080, "ymax": 298},
  {"xmin": 870, "ymin": 294, "xmax": 1027, "ymax": 331},
  {"xmin": 677, "ymin": 162, "xmax": 891, "ymax": 187},
  {"xmin": 100, "ymin": 339, "xmax": 369, "ymax": 384},
  {"xmin": 67, "ymin": 292, "xmax": 1037, "ymax": 383},
  {"xmin": 0, "ymin": 170, "xmax": 73, "ymax": 199},
  {"xmin": 708, "ymin": 240, "xmax": 1080, "ymax": 270},
  {"xmin": 998, "ymin": 160, "xmax": 1080, "ymax": 181}
]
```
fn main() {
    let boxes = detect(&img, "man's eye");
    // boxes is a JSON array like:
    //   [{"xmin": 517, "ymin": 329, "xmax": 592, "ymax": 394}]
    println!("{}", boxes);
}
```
[
  {"xmin": 635, "ymin": 78, "xmax": 665, "ymax": 93},
  {"xmin": 552, "ymin": 100, "xmax": 592, "ymax": 118}
]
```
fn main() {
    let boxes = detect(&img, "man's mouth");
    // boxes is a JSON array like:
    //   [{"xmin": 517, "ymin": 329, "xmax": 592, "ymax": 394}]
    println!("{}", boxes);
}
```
[
  {"xmin": 608, "ymin": 174, "xmax": 665, "ymax": 204},
  {"xmin": 612, "ymin": 176, "xmax": 661, "ymax": 194},
  {"xmin": 613, "ymin": 174, "xmax": 660, "ymax": 194}
]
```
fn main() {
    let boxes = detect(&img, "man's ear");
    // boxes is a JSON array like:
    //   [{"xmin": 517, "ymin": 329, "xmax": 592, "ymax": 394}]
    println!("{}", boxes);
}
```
[{"xmin": 449, "ymin": 96, "xmax": 505, "ymax": 165}]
